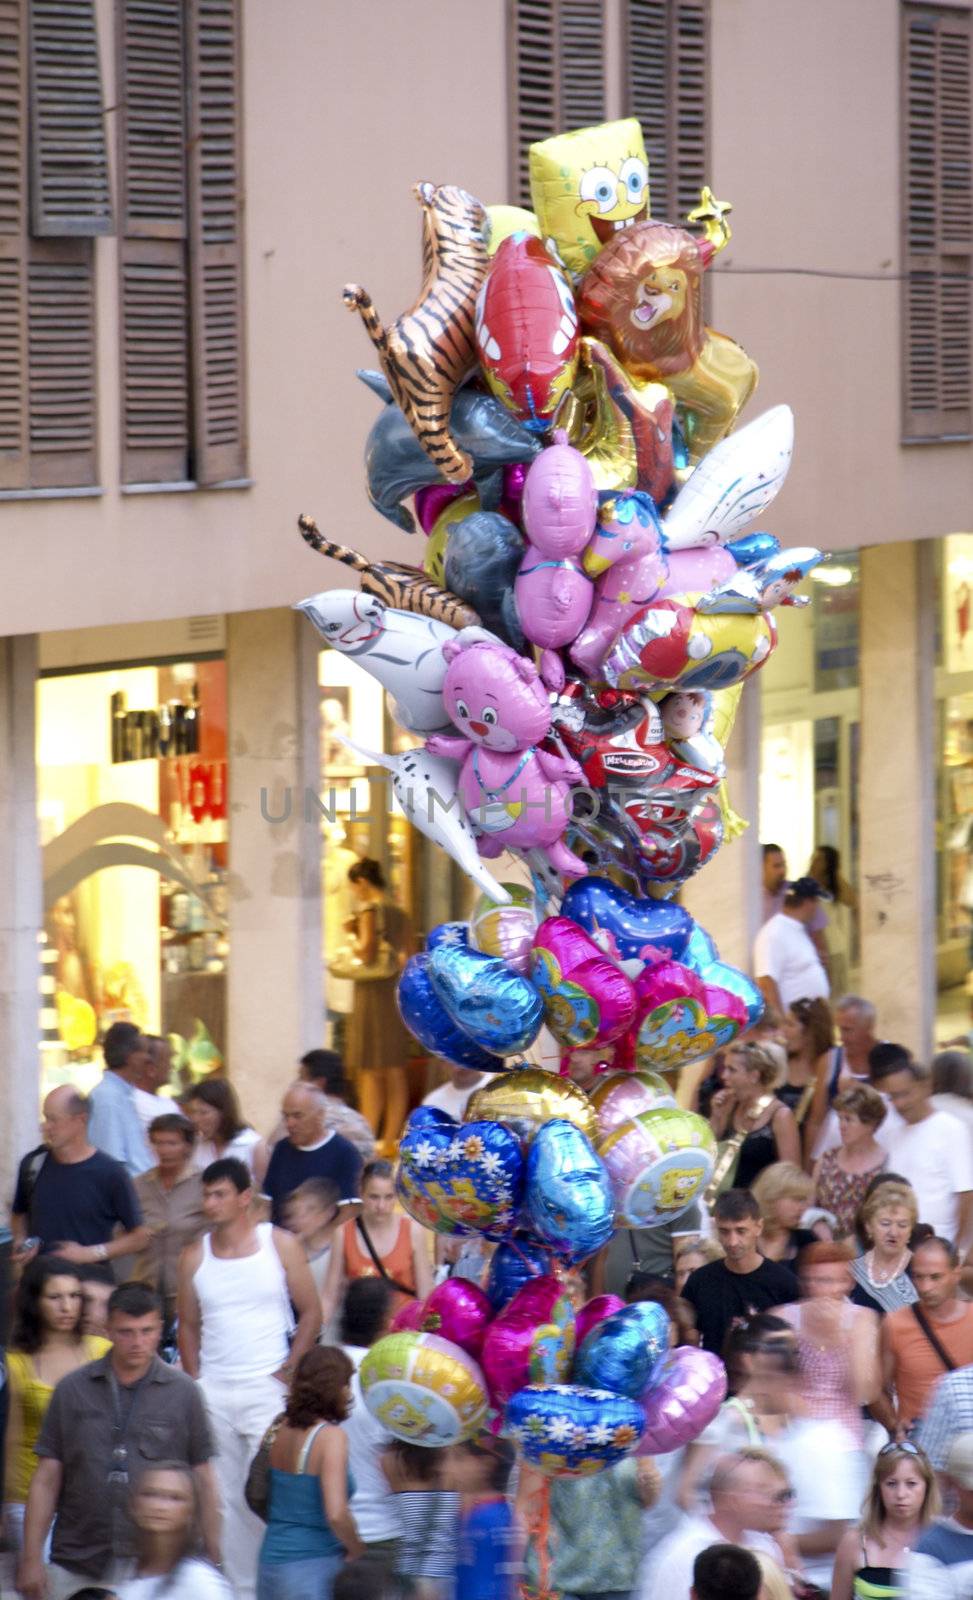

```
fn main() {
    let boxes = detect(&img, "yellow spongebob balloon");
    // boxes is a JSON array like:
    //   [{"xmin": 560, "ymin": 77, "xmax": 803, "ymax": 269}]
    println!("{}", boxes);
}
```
[{"xmin": 529, "ymin": 118, "xmax": 650, "ymax": 280}]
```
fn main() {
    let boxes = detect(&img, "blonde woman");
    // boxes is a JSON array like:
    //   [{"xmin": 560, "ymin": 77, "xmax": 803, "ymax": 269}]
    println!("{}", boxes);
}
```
[
  {"xmin": 849, "ymin": 1179, "xmax": 919, "ymax": 1316},
  {"xmin": 751, "ymin": 1162, "xmax": 828, "ymax": 1264},
  {"xmin": 708, "ymin": 1042, "xmax": 801, "ymax": 1192},
  {"xmin": 830, "ymin": 1442, "xmax": 939, "ymax": 1600}
]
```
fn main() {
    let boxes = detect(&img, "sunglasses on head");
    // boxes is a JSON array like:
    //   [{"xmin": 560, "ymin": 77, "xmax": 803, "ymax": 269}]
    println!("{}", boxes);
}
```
[{"xmin": 878, "ymin": 1440, "xmax": 926, "ymax": 1460}]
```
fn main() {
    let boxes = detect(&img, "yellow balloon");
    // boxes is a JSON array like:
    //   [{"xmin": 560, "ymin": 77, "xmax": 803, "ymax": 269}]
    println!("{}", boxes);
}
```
[
  {"xmin": 423, "ymin": 489, "xmax": 480, "ymax": 585},
  {"xmin": 529, "ymin": 118, "xmax": 650, "ymax": 280},
  {"xmin": 486, "ymin": 204, "xmax": 540, "ymax": 256},
  {"xmin": 466, "ymin": 1069, "xmax": 596, "ymax": 1146}
]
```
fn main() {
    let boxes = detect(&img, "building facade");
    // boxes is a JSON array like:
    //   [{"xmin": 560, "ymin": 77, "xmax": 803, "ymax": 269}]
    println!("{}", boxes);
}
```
[{"xmin": 0, "ymin": 0, "xmax": 971, "ymax": 1198}]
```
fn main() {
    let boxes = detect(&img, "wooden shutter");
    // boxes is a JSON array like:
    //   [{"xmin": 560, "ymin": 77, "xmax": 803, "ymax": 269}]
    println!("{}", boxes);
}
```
[
  {"xmin": 0, "ymin": 0, "xmax": 27, "ymax": 487},
  {"xmin": 902, "ymin": 4, "xmax": 972, "ymax": 441},
  {"xmin": 28, "ymin": 0, "xmax": 113, "ymax": 237},
  {"xmin": 623, "ymin": 0, "xmax": 709, "ymax": 224},
  {"xmin": 117, "ymin": 0, "xmax": 190, "ymax": 483},
  {"xmin": 187, "ymin": 0, "xmax": 246, "ymax": 485},
  {"xmin": 26, "ymin": 236, "xmax": 96, "ymax": 486},
  {"xmin": 508, "ymin": 0, "xmax": 606, "ymax": 207}
]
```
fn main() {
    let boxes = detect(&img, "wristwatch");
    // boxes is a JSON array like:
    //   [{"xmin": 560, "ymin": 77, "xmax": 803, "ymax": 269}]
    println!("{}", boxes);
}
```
[{"xmin": 92, "ymin": 1242, "xmax": 108, "ymax": 1262}]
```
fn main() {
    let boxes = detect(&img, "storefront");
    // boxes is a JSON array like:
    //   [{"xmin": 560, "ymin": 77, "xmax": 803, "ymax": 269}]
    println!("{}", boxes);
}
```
[{"xmin": 36, "ymin": 618, "xmax": 228, "ymax": 1097}]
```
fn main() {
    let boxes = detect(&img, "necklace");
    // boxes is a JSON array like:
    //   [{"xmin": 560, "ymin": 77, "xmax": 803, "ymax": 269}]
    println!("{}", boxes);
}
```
[{"xmin": 865, "ymin": 1248, "xmax": 909, "ymax": 1287}]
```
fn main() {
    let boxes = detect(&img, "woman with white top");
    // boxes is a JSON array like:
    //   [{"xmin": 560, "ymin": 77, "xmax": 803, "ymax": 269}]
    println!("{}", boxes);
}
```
[
  {"xmin": 116, "ymin": 1461, "xmax": 230, "ymax": 1598},
  {"xmin": 185, "ymin": 1077, "xmax": 269, "ymax": 1187}
]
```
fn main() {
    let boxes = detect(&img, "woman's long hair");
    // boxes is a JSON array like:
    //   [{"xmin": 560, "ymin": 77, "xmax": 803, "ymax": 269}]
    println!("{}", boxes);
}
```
[
  {"xmin": 861, "ymin": 1445, "xmax": 939, "ymax": 1540},
  {"xmin": 185, "ymin": 1077, "xmax": 247, "ymax": 1144},
  {"xmin": 11, "ymin": 1256, "xmax": 83, "ymax": 1355},
  {"xmin": 131, "ymin": 1461, "xmax": 205, "ymax": 1594}
]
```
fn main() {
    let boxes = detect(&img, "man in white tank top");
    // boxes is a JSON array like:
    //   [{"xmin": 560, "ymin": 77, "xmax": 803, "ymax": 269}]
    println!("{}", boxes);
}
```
[{"xmin": 177, "ymin": 1156, "xmax": 321, "ymax": 1599}]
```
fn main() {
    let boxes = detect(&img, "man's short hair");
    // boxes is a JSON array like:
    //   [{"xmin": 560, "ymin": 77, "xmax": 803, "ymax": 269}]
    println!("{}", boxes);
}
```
[
  {"xmin": 108, "ymin": 1282, "xmax": 162, "ymax": 1321},
  {"xmin": 102, "ymin": 1021, "xmax": 143, "ymax": 1071},
  {"xmin": 762, "ymin": 842, "xmax": 783, "ymax": 858},
  {"xmin": 870, "ymin": 1046, "xmax": 926, "ymax": 1084},
  {"xmin": 293, "ymin": 1176, "xmax": 340, "ymax": 1211},
  {"xmin": 63, "ymin": 1090, "xmax": 89, "ymax": 1119},
  {"xmin": 202, "ymin": 1156, "xmax": 251, "ymax": 1192},
  {"xmin": 713, "ymin": 1189, "xmax": 761, "ymax": 1224},
  {"xmin": 148, "ymin": 1112, "xmax": 195, "ymax": 1145},
  {"xmin": 692, "ymin": 1543, "xmax": 761, "ymax": 1600},
  {"xmin": 911, "ymin": 1234, "xmax": 960, "ymax": 1270},
  {"xmin": 339, "ymin": 1278, "xmax": 393, "ymax": 1349},
  {"xmin": 835, "ymin": 994, "xmax": 877, "ymax": 1026}
]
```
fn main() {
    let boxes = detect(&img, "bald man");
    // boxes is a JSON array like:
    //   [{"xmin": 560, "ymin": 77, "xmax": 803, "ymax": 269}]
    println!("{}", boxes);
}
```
[
  {"xmin": 262, "ymin": 1081, "xmax": 362, "ymax": 1225},
  {"xmin": 10, "ymin": 1086, "xmax": 150, "ymax": 1276}
]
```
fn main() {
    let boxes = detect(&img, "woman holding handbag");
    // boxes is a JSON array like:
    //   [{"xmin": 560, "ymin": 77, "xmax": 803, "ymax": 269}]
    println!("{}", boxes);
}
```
[
  {"xmin": 339, "ymin": 859, "xmax": 413, "ymax": 1145},
  {"xmin": 319, "ymin": 1160, "xmax": 433, "ymax": 1331}
]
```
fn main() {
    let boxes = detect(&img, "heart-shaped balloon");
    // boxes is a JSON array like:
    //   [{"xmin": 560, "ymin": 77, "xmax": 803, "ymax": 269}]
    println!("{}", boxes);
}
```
[
  {"xmin": 480, "ymin": 1277, "xmax": 575, "ymax": 1408},
  {"xmin": 391, "ymin": 1299, "xmax": 427, "ymax": 1333},
  {"xmin": 359, "ymin": 1331, "xmax": 489, "ymax": 1446},
  {"xmin": 486, "ymin": 1237, "xmax": 556, "ymax": 1310},
  {"xmin": 465, "ymin": 1068, "xmax": 596, "ymax": 1145},
  {"xmin": 426, "ymin": 921, "xmax": 471, "ymax": 950},
  {"xmin": 524, "ymin": 1120, "xmax": 615, "ymax": 1263},
  {"xmin": 602, "ymin": 597, "xmax": 777, "ymax": 694},
  {"xmin": 598, "ymin": 1107, "xmax": 716, "ymax": 1228},
  {"xmin": 398, "ymin": 1117, "xmax": 524, "ymax": 1239},
  {"xmin": 506, "ymin": 1384, "xmax": 645, "ymax": 1476},
  {"xmin": 574, "ymin": 1294, "xmax": 626, "ymax": 1349},
  {"xmin": 413, "ymin": 1278, "xmax": 494, "ymax": 1359},
  {"xmin": 469, "ymin": 884, "xmax": 538, "ymax": 975},
  {"xmin": 531, "ymin": 918, "xmax": 637, "ymax": 1048},
  {"xmin": 696, "ymin": 960, "xmax": 765, "ymax": 1030},
  {"xmin": 395, "ymin": 1163, "xmax": 466, "ymax": 1236},
  {"xmin": 397, "ymin": 956, "xmax": 505, "ymax": 1073},
  {"xmin": 574, "ymin": 1301, "xmax": 670, "ymax": 1398},
  {"xmin": 637, "ymin": 1346, "xmax": 727, "ymax": 1455},
  {"xmin": 407, "ymin": 1105, "xmax": 458, "ymax": 1131},
  {"xmin": 590, "ymin": 1072, "xmax": 676, "ymax": 1139},
  {"xmin": 560, "ymin": 878, "xmax": 693, "ymax": 975},
  {"xmin": 428, "ymin": 942, "xmax": 544, "ymax": 1056},
  {"xmin": 629, "ymin": 961, "xmax": 742, "ymax": 1071}
]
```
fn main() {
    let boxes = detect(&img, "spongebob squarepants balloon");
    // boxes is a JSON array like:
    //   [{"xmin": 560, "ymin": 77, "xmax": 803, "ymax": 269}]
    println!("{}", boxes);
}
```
[{"xmin": 529, "ymin": 119, "xmax": 650, "ymax": 280}]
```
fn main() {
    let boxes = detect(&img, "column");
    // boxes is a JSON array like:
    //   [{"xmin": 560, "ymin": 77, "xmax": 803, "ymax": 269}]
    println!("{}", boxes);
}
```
[
  {"xmin": 0, "ymin": 635, "xmax": 42, "ymax": 1211},
  {"xmin": 681, "ymin": 674, "xmax": 763, "ymax": 974},
  {"xmin": 858, "ymin": 541, "xmax": 936, "ymax": 1057},
  {"xmin": 226, "ymin": 609, "xmax": 322, "ymax": 1134}
]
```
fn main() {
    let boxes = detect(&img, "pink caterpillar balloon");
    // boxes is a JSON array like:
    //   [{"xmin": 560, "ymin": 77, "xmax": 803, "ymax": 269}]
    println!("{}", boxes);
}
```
[
  {"xmin": 570, "ymin": 492, "xmax": 667, "ymax": 678},
  {"xmin": 426, "ymin": 635, "xmax": 588, "ymax": 879},
  {"xmin": 515, "ymin": 429, "xmax": 597, "ymax": 690}
]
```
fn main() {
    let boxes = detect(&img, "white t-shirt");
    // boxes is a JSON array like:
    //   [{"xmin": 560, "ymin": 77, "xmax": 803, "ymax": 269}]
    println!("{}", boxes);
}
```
[
  {"xmin": 772, "ymin": 1418, "xmax": 866, "ymax": 1589},
  {"xmin": 132, "ymin": 1086, "xmax": 174, "ymax": 1137},
  {"xmin": 636, "ymin": 1513, "xmax": 783, "ymax": 1600},
  {"xmin": 422, "ymin": 1077, "xmax": 488, "ymax": 1122},
  {"xmin": 886, "ymin": 1109, "xmax": 973, "ymax": 1240},
  {"xmin": 118, "ymin": 1558, "xmax": 232, "ymax": 1598},
  {"xmin": 753, "ymin": 913, "xmax": 829, "ymax": 1007},
  {"xmin": 341, "ymin": 1343, "xmax": 402, "ymax": 1545},
  {"xmin": 194, "ymin": 1124, "xmax": 263, "ymax": 1177}
]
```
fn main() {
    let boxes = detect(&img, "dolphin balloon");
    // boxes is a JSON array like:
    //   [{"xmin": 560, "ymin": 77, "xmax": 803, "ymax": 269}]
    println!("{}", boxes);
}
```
[{"xmin": 661, "ymin": 405, "xmax": 794, "ymax": 552}]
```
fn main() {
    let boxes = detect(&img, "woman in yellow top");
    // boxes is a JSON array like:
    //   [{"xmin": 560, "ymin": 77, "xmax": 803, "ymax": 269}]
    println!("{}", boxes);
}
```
[{"xmin": 3, "ymin": 1255, "xmax": 111, "ymax": 1552}]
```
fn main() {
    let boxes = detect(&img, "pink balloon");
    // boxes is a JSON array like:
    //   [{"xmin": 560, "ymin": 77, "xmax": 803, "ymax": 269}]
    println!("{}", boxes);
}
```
[
  {"xmin": 418, "ymin": 1278, "xmax": 494, "ymax": 1359},
  {"xmin": 391, "ymin": 1300, "xmax": 425, "ymax": 1333},
  {"xmin": 591, "ymin": 1071, "xmax": 676, "ymax": 1140},
  {"xmin": 414, "ymin": 482, "xmax": 469, "ymax": 534},
  {"xmin": 703, "ymin": 984, "xmax": 748, "ymax": 1028},
  {"xmin": 571, "ymin": 497, "xmax": 668, "ymax": 677},
  {"xmin": 480, "ymin": 1276, "xmax": 575, "ymax": 1409},
  {"xmin": 533, "ymin": 917, "xmax": 637, "ymax": 1047},
  {"xmin": 500, "ymin": 462, "xmax": 528, "ymax": 525},
  {"xmin": 637, "ymin": 1346, "xmax": 727, "ymax": 1454},
  {"xmin": 515, "ymin": 432, "xmax": 597, "ymax": 665},
  {"xmin": 655, "ymin": 545, "xmax": 737, "ymax": 599},
  {"xmin": 633, "ymin": 959, "xmax": 707, "ymax": 1011},
  {"xmin": 574, "ymin": 1294, "xmax": 626, "ymax": 1349}
]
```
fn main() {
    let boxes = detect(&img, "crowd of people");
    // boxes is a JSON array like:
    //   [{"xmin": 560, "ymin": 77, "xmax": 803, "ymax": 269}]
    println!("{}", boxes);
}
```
[{"xmin": 6, "ymin": 880, "xmax": 973, "ymax": 1598}]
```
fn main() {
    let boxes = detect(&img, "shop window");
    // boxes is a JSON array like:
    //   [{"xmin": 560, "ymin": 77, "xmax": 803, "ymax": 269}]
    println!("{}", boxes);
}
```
[
  {"xmin": 0, "ymin": 0, "xmax": 110, "ymax": 490},
  {"xmin": 901, "ymin": 2, "xmax": 972, "ymax": 443},
  {"xmin": 622, "ymin": 0, "xmax": 709, "ymax": 225},
  {"xmin": 116, "ymin": 0, "xmax": 247, "ymax": 486},
  {"xmin": 508, "ymin": 0, "xmax": 606, "ymax": 206},
  {"xmin": 37, "ymin": 657, "xmax": 228, "ymax": 1097},
  {"xmin": 812, "ymin": 555, "xmax": 861, "ymax": 693}
]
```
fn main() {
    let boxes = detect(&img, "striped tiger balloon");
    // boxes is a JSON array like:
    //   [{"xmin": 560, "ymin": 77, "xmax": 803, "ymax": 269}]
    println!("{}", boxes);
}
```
[
  {"xmin": 344, "ymin": 182, "xmax": 490, "ymax": 485},
  {"xmin": 297, "ymin": 514, "xmax": 481, "ymax": 632}
]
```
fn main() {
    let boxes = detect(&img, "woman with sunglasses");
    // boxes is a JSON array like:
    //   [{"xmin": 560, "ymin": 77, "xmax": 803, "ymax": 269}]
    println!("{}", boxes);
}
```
[
  {"xmin": 830, "ymin": 1442, "xmax": 939, "ymax": 1600},
  {"xmin": 708, "ymin": 1042, "xmax": 801, "ymax": 1191}
]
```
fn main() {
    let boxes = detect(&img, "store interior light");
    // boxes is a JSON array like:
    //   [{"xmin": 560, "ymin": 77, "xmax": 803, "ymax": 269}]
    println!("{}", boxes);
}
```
[{"xmin": 810, "ymin": 565, "xmax": 855, "ymax": 587}]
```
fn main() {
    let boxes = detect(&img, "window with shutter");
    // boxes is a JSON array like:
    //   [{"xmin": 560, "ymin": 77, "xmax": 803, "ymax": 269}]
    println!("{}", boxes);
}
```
[
  {"xmin": 622, "ymin": 0, "xmax": 709, "ymax": 225},
  {"xmin": 0, "ymin": 0, "xmax": 27, "ymax": 488},
  {"xmin": 117, "ymin": 0, "xmax": 246, "ymax": 487},
  {"xmin": 28, "ymin": 0, "xmax": 113, "ymax": 237},
  {"xmin": 902, "ymin": 3, "xmax": 972, "ymax": 442},
  {"xmin": 508, "ymin": 0, "xmax": 606, "ymax": 207}
]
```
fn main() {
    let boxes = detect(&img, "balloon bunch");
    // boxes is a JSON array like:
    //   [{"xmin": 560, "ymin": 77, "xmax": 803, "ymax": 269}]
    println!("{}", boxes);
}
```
[{"xmin": 294, "ymin": 116, "xmax": 822, "ymax": 1476}]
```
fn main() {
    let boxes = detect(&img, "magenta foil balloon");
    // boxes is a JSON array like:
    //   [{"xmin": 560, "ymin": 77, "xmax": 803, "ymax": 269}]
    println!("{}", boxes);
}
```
[
  {"xmin": 574, "ymin": 1294, "xmax": 626, "ymax": 1349},
  {"xmin": 501, "ymin": 461, "xmax": 528, "ymax": 523},
  {"xmin": 637, "ymin": 1346, "xmax": 727, "ymax": 1455},
  {"xmin": 480, "ymin": 1275, "xmax": 575, "ymax": 1408},
  {"xmin": 391, "ymin": 1300, "xmax": 426, "ymax": 1333},
  {"xmin": 419, "ymin": 1278, "xmax": 494, "ymax": 1359},
  {"xmin": 414, "ymin": 482, "xmax": 468, "ymax": 533}
]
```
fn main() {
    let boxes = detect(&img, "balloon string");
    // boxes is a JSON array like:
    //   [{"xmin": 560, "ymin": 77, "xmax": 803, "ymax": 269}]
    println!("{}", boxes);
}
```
[{"xmin": 528, "ymin": 1476, "xmax": 553, "ymax": 1600}]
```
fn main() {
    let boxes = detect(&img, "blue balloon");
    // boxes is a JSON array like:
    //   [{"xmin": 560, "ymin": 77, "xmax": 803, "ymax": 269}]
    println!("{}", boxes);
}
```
[
  {"xmin": 486, "ymin": 1236, "xmax": 556, "ymax": 1310},
  {"xmin": 704, "ymin": 961, "xmax": 765, "ymax": 1030},
  {"xmin": 725, "ymin": 531, "xmax": 781, "ymax": 567},
  {"xmin": 399, "ymin": 1116, "xmax": 525, "ymax": 1240},
  {"xmin": 428, "ymin": 942, "xmax": 543, "ymax": 1056},
  {"xmin": 682, "ymin": 923, "xmax": 719, "ymax": 974},
  {"xmin": 397, "ymin": 955, "xmax": 505, "ymax": 1073},
  {"xmin": 506, "ymin": 1384, "xmax": 645, "ymax": 1476},
  {"xmin": 524, "ymin": 1120, "xmax": 614, "ymax": 1264},
  {"xmin": 426, "ymin": 921, "xmax": 470, "ymax": 951},
  {"xmin": 406, "ymin": 1105, "xmax": 457, "ymax": 1131},
  {"xmin": 573, "ymin": 1302, "xmax": 671, "ymax": 1398},
  {"xmin": 560, "ymin": 877, "xmax": 693, "ymax": 967}
]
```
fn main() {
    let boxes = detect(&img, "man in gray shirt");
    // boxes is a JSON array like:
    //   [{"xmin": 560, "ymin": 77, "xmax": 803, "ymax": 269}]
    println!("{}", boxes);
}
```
[{"xmin": 17, "ymin": 1282, "xmax": 219, "ymax": 1600}]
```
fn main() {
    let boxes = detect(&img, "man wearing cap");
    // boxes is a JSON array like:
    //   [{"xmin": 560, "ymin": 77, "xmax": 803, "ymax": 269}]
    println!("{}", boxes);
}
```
[
  {"xmin": 908, "ymin": 1431, "xmax": 973, "ymax": 1596},
  {"xmin": 753, "ymin": 878, "xmax": 831, "ymax": 1012}
]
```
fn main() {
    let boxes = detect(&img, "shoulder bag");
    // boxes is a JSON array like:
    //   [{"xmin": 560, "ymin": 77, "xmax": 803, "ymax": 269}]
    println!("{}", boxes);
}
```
[
  {"xmin": 329, "ymin": 904, "xmax": 400, "ymax": 982},
  {"xmin": 355, "ymin": 1216, "xmax": 417, "ymax": 1299},
  {"xmin": 244, "ymin": 1414, "xmax": 284, "ymax": 1522},
  {"xmin": 911, "ymin": 1302, "xmax": 959, "ymax": 1374},
  {"xmin": 702, "ymin": 1093, "xmax": 775, "ymax": 1212}
]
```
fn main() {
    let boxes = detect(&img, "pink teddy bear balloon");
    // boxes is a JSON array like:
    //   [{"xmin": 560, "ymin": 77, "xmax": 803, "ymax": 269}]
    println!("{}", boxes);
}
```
[
  {"xmin": 426, "ymin": 636, "xmax": 588, "ymax": 880},
  {"xmin": 514, "ymin": 429, "xmax": 598, "ymax": 692}
]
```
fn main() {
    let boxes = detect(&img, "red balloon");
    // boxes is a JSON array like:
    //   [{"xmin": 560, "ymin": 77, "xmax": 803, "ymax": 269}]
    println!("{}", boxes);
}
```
[{"xmin": 475, "ymin": 235, "xmax": 579, "ymax": 427}]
